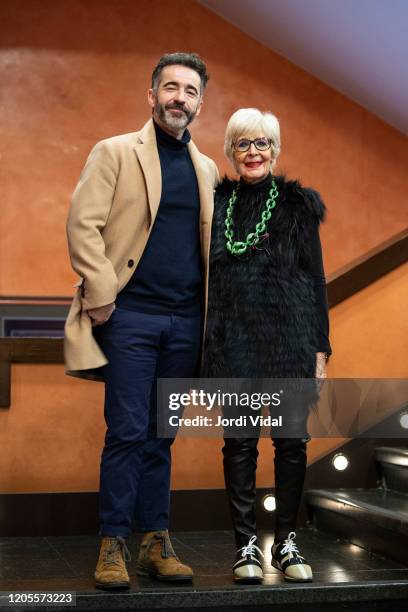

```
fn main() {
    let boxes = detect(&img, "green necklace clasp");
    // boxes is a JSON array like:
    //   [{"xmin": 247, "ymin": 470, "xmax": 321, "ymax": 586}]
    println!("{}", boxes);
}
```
[{"xmin": 225, "ymin": 179, "xmax": 278, "ymax": 256}]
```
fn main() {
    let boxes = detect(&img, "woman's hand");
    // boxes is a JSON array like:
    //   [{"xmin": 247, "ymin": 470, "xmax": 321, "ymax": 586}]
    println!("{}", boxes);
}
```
[
  {"xmin": 315, "ymin": 352, "xmax": 327, "ymax": 378},
  {"xmin": 87, "ymin": 302, "xmax": 116, "ymax": 326}
]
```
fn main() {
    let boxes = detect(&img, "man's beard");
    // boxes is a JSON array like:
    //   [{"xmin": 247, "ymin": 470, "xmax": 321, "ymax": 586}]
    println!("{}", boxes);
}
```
[{"xmin": 156, "ymin": 101, "xmax": 197, "ymax": 131}]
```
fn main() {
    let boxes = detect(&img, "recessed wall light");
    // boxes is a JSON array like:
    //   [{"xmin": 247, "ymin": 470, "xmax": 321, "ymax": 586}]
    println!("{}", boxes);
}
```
[
  {"xmin": 262, "ymin": 494, "xmax": 276, "ymax": 512},
  {"xmin": 399, "ymin": 412, "xmax": 408, "ymax": 429},
  {"xmin": 332, "ymin": 453, "xmax": 349, "ymax": 471}
]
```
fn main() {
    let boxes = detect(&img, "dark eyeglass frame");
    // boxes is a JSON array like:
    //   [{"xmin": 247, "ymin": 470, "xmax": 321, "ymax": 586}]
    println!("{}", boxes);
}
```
[{"xmin": 233, "ymin": 137, "xmax": 272, "ymax": 152}]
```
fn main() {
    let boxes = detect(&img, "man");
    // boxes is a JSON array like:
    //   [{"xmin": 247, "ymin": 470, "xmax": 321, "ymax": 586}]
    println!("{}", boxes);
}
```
[{"xmin": 64, "ymin": 52, "xmax": 218, "ymax": 590}]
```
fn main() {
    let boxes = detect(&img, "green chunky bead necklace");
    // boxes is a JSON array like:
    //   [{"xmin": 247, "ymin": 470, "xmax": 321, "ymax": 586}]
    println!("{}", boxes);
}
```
[{"xmin": 225, "ymin": 179, "xmax": 279, "ymax": 256}]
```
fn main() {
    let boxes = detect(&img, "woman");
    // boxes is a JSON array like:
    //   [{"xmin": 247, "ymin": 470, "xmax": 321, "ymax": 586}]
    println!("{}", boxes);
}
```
[{"xmin": 201, "ymin": 108, "xmax": 331, "ymax": 583}]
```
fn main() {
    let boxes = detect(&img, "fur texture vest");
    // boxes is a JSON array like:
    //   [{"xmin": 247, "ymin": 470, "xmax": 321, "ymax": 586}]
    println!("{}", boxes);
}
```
[{"xmin": 201, "ymin": 174, "xmax": 326, "ymax": 379}]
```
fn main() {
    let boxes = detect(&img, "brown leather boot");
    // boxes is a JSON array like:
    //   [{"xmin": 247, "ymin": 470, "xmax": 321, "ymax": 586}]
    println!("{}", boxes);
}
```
[
  {"xmin": 136, "ymin": 530, "xmax": 193, "ymax": 582},
  {"xmin": 94, "ymin": 536, "xmax": 131, "ymax": 590}
]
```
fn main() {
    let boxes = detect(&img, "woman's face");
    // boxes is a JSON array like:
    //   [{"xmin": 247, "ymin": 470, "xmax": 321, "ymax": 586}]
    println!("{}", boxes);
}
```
[{"xmin": 232, "ymin": 133, "xmax": 273, "ymax": 184}]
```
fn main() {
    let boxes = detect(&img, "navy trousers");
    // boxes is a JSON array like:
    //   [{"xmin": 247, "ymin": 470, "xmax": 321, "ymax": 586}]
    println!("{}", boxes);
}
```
[{"xmin": 94, "ymin": 308, "xmax": 201, "ymax": 537}]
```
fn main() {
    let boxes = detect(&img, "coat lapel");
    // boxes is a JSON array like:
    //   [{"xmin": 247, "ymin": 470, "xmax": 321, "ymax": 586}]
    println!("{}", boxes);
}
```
[
  {"xmin": 133, "ymin": 119, "xmax": 162, "ymax": 225},
  {"xmin": 133, "ymin": 120, "xmax": 214, "ymax": 256}
]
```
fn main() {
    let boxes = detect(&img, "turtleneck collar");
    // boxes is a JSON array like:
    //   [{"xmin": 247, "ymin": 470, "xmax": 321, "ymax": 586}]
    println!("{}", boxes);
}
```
[
  {"xmin": 154, "ymin": 119, "xmax": 191, "ymax": 150},
  {"xmin": 239, "ymin": 172, "xmax": 273, "ymax": 193}
]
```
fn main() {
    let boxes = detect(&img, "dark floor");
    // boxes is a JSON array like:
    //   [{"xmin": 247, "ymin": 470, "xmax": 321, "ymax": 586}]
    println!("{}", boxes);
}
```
[{"xmin": 1, "ymin": 529, "xmax": 408, "ymax": 610}]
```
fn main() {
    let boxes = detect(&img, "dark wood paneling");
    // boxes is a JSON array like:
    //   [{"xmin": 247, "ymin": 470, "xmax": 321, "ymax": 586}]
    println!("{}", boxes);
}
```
[
  {"xmin": 0, "ymin": 338, "xmax": 63, "ymax": 408},
  {"xmin": 0, "ymin": 337, "xmax": 64, "ymax": 363},
  {"xmin": 0, "ymin": 361, "xmax": 11, "ymax": 408},
  {"xmin": 327, "ymin": 228, "xmax": 408, "ymax": 307}
]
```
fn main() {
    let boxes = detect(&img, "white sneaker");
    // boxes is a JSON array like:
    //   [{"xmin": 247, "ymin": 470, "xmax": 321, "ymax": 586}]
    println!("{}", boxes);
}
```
[
  {"xmin": 272, "ymin": 532, "xmax": 313, "ymax": 582},
  {"xmin": 233, "ymin": 535, "xmax": 264, "ymax": 583}
]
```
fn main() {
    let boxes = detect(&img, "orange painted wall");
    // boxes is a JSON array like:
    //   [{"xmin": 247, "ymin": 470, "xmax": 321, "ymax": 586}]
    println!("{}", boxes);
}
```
[
  {"xmin": 1, "ymin": 0, "xmax": 407, "ymax": 493},
  {"xmin": 1, "ymin": 0, "xmax": 407, "ymax": 298},
  {"xmin": 328, "ymin": 262, "xmax": 408, "ymax": 379}
]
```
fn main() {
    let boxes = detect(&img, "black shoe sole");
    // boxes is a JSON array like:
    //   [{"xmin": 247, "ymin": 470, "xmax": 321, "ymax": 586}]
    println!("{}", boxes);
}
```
[
  {"xmin": 95, "ymin": 581, "xmax": 130, "ymax": 591},
  {"xmin": 136, "ymin": 568, "xmax": 193, "ymax": 582},
  {"xmin": 234, "ymin": 576, "xmax": 263, "ymax": 584},
  {"xmin": 271, "ymin": 559, "xmax": 313, "ymax": 582}
]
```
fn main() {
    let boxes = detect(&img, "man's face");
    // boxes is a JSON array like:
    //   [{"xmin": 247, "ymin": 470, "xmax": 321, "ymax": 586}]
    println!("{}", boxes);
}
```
[{"xmin": 148, "ymin": 64, "xmax": 203, "ymax": 135}]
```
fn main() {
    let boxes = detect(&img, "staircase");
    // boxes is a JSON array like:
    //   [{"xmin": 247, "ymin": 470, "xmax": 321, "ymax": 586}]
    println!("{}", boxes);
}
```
[{"xmin": 306, "ymin": 446, "xmax": 408, "ymax": 565}]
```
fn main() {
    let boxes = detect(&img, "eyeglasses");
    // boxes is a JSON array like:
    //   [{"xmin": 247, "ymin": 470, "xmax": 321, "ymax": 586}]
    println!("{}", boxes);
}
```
[{"xmin": 233, "ymin": 137, "xmax": 272, "ymax": 153}]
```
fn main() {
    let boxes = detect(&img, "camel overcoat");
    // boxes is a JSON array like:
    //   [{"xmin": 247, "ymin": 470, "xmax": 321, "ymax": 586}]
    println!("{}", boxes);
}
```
[{"xmin": 64, "ymin": 119, "xmax": 218, "ymax": 380}]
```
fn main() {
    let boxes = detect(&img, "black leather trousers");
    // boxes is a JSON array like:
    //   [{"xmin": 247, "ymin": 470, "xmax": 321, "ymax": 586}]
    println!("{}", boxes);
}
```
[{"xmin": 222, "ymin": 436, "xmax": 307, "ymax": 548}]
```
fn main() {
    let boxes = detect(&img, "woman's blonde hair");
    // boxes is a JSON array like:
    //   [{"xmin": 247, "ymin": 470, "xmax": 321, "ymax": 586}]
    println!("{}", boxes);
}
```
[{"xmin": 224, "ymin": 108, "xmax": 281, "ymax": 162}]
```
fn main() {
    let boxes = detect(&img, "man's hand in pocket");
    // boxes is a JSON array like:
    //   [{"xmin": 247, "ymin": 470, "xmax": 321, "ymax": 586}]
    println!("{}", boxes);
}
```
[{"xmin": 87, "ymin": 302, "xmax": 116, "ymax": 326}]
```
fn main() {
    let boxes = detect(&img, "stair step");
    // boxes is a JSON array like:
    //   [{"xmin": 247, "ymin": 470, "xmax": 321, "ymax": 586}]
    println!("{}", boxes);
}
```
[
  {"xmin": 375, "ymin": 446, "xmax": 408, "ymax": 493},
  {"xmin": 1, "ymin": 529, "xmax": 408, "ymax": 611},
  {"xmin": 306, "ymin": 488, "xmax": 408, "ymax": 565}
]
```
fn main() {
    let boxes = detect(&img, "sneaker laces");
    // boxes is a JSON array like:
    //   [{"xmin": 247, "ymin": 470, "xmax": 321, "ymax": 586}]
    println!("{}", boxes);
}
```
[
  {"xmin": 103, "ymin": 536, "xmax": 131, "ymax": 566},
  {"xmin": 279, "ymin": 532, "xmax": 305, "ymax": 560},
  {"xmin": 155, "ymin": 531, "xmax": 179, "ymax": 559},
  {"xmin": 239, "ymin": 535, "xmax": 264, "ymax": 559}
]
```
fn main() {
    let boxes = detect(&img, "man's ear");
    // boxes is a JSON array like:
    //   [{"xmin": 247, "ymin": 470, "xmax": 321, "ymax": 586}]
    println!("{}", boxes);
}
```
[
  {"xmin": 195, "ymin": 96, "xmax": 204, "ymax": 118},
  {"xmin": 147, "ymin": 88, "xmax": 155, "ymax": 111}
]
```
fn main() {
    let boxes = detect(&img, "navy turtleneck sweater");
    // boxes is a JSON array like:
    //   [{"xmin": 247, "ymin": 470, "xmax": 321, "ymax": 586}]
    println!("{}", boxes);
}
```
[{"xmin": 116, "ymin": 120, "xmax": 202, "ymax": 316}]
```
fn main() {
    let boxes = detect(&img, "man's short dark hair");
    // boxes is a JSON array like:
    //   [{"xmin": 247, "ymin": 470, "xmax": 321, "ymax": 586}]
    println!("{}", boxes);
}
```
[{"xmin": 151, "ymin": 52, "xmax": 209, "ymax": 94}]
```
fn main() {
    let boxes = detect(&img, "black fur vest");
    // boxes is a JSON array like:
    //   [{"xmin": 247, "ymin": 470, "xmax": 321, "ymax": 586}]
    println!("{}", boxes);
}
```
[{"xmin": 201, "ymin": 173, "xmax": 326, "ymax": 379}]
